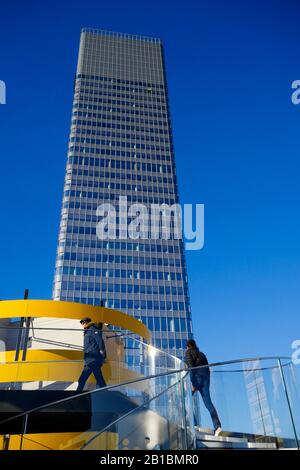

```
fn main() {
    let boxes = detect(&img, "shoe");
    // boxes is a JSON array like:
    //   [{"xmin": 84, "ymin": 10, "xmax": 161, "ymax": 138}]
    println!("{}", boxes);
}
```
[{"xmin": 214, "ymin": 427, "xmax": 222, "ymax": 436}]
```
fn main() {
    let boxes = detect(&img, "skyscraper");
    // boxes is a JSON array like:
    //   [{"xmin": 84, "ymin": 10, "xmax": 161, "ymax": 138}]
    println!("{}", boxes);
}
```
[{"xmin": 53, "ymin": 28, "xmax": 193, "ymax": 358}]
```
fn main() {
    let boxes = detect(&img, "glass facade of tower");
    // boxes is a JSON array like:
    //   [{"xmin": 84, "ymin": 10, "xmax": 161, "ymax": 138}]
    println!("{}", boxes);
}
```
[{"xmin": 53, "ymin": 28, "xmax": 193, "ymax": 358}]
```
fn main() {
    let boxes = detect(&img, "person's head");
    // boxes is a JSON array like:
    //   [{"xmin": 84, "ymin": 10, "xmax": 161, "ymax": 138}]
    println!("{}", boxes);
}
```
[
  {"xmin": 186, "ymin": 339, "xmax": 197, "ymax": 349},
  {"xmin": 80, "ymin": 317, "xmax": 92, "ymax": 328}
]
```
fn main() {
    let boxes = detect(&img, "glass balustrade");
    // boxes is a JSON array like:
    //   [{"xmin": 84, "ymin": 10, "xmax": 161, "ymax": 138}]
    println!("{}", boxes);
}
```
[{"xmin": 0, "ymin": 356, "xmax": 299, "ymax": 450}]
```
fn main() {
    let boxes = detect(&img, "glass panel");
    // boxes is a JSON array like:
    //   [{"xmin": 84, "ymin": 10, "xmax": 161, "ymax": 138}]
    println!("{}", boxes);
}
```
[
  {"xmin": 1, "ymin": 355, "xmax": 299, "ymax": 450},
  {"xmin": 195, "ymin": 358, "xmax": 299, "ymax": 449},
  {"xmin": 277, "ymin": 360, "xmax": 300, "ymax": 446}
]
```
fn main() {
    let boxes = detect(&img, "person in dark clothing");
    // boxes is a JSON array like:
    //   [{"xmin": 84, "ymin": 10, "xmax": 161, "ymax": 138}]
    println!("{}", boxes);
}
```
[
  {"xmin": 77, "ymin": 317, "xmax": 107, "ymax": 392},
  {"xmin": 185, "ymin": 339, "xmax": 222, "ymax": 435}
]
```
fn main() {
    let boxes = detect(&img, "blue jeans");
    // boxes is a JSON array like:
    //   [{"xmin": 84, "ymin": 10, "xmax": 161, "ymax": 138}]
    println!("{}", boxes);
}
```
[
  {"xmin": 191, "ymin": 372, "xmax": 221, "ymax": 430},
  {"xmin": 77, "ymin": 361, "xmax": 106, "ymax": 391}
]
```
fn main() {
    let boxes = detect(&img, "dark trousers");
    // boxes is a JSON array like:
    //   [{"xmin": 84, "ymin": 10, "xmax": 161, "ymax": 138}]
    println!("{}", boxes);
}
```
[
  {"xmin": 77, "ymin": 361, "xmax": 106, "ymax": 391},
  {"xmin": 192, "ymin": 372, "xmax": 221, "ymax": 430}
]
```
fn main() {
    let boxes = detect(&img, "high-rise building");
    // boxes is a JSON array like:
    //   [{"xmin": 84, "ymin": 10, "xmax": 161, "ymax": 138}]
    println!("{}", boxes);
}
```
[{"xmin": 52, "ymin": 28, "xmax": 193, "ymax": 358}]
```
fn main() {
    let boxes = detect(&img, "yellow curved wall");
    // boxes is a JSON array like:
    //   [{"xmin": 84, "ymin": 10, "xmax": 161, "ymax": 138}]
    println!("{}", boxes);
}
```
[{"xmin": 0, "ymin": 300, "xmax": 150, "ymax": 341}]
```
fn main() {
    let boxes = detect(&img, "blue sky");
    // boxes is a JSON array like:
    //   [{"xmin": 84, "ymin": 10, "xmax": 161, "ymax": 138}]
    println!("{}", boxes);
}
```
[{"xmin": 0, "ymin": 0, "xmax": 299, "ymax": 362}]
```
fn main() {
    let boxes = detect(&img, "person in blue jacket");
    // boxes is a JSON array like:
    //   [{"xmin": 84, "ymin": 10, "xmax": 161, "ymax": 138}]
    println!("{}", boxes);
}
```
[{"xmin": 77, "ymin": 317, "xmax": 107, "ymax": 391}]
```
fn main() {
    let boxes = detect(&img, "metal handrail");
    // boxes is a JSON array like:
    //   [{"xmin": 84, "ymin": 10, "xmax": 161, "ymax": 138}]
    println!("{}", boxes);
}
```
[{"xmin": 0, "ymin": 355, "xmax": 292, "ymax": 427}]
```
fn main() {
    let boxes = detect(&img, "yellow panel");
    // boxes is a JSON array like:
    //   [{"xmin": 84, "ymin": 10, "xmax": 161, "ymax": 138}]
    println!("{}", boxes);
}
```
[
  {"xmin": 0, "ymin": 352, "xmax": 148, "ymax": 391},
  {"xmin": 2, "ymin": 432, "xmax": 118, "ymax": 450},
  {"xmin": 3, "ymin": 349, "xmax": 84, "ymax": 363},
  {"xmin": 0, "ymin": 300, "xmax": 150, "ymax": 341}
]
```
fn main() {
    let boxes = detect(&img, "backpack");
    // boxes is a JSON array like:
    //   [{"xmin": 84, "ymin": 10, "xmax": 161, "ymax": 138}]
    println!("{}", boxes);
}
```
[{"xmin": 194, "ymin": 349, "xmax": 208, "ymax": 367}]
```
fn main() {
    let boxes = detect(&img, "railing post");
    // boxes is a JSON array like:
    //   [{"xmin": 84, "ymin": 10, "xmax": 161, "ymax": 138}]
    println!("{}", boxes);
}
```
[
  {"xmin": 278, "ymin": 358, "xmax": 299, "ymax": 450},
  {"xmin": 14, "ymin": 289, "xmax": 29, "ymax": 362},
  {"xmin": 179, "ymin": 372, "xmax": 189, "ymax": 449},
  {"xmin": 19, "ymin": 413, "xmax": 28, "ymax": 450},
  {"xmin": 21, "ymin": 316, "xmax": 31, "ymax": 362}
]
